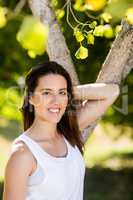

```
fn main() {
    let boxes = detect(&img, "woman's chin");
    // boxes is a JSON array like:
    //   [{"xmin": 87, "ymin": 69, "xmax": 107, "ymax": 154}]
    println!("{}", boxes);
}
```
[
  {"xmin": 46, "ymin": 115, "xmax": 62, "ymax": 124},
  {"xmin": 38, "ymin": 110, "xmax": 64, "ymax": 123}
]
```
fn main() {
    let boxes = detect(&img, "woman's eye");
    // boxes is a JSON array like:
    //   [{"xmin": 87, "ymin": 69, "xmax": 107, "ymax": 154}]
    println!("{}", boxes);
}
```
[
  {"xmin": 42, "ymin": 91, "xmax": 67, "ymax": 96},
  {"xmin": 42, "ymin": 92, "xmax": 50, "ymax": 95},
  {"xmin": 60, "ymin": 91, "xmax": 67, "ymax": 95}
]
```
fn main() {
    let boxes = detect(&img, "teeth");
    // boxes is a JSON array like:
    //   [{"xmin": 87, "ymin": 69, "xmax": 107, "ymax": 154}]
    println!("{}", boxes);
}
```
[{"xmin": 48, "ymin": 108, "xmax": 60, "ymax": 113}]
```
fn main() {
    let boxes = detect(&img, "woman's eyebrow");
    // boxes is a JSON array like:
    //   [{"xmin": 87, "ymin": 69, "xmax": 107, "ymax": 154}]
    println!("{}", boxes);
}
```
[{"xmin": 40, "ymin": 88, "xmax": 67, "ymax": 91}]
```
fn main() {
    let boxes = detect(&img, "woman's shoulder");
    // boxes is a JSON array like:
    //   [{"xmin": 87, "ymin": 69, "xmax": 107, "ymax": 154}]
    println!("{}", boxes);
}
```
[
  {"xmin": 11, "ymin": 133, "xmax": 32, "ymax": 155},
  {"xmin": 6, "ymin": 137, "xmax": 35, "ymax": 177}
]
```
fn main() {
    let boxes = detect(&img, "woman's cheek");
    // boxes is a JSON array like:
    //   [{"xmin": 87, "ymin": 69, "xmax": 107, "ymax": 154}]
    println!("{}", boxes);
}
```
[
  {"xmin": 62, "ymin": 97, "xmax": 68, "ymax": 108},
  {"xmin": 61, "ymin": 98, "xmax": 68, "ymax": 113},
  {"xmin": 32, "ymin": 93, "xmax": 44, "ymax": 107}
]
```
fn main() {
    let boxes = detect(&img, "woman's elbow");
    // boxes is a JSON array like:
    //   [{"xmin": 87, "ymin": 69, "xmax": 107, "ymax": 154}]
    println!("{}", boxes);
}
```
[
  {"xmin": 112, "ymin": 84, "xmax": 120, "ymax": 97},
  {"xmin": 108, "ymin": 84, "xmax": 120, "ymax": 103}
]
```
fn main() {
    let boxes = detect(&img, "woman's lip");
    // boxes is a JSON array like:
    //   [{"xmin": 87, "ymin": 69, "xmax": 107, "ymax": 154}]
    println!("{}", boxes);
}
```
[
  {"xmin": 48, "ymin": 108, "xmax": 60, "ymax": 114},
  {"xmin": 48, "ymin": 107, "xmax": 61, "ymax": 109},
  {"xmin": 48, "ymin": 108, "xmax": 60, "ymax": 111}
]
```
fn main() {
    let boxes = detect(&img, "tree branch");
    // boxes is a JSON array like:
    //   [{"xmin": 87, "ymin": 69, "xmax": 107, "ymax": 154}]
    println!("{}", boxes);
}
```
[
  {"xmin": 82, "ymin": 20, "xmax": 133, "ymax": 142},
  {"xmin": 28, "ymin": 0, "xmax": 79, "ymax": 85},
  {"xmin": 96, "ymin": 20, "xmax": 133, "ymax": 84},
  {"xmin": 28, "ymin": 1, "xmax": 133, "ymax": 143},
  {"xmin": 14, "ymin": 0, "xmax": 26, "ymax": 15}
]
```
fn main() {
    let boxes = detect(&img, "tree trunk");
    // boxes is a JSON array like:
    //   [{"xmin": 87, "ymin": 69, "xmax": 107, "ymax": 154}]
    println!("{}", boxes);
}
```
[
  {"xmin": 28, "ymin": 0, "xmax": 133, "ymax": 140},
  {"xmin": 82, "ymin": 21, "xmax": 133, "ymax": 142},
  {"xmin": 96, "ymin": 20, "xmax": 133, "ymax": 84},
  {"xmin": 28, "ymin": 0, "xmax": 79, "ymax": 85}
]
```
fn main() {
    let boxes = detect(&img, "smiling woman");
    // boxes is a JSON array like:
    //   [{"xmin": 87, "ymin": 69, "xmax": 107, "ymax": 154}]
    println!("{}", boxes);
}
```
[
  {"xmin": 20, "ymin": 62, "xmax": 83, "ymax": 152},
  {"xmin": 29, "ymin": 74, "xmax": 68, "ymax": 125},
  {"xmin": 3, "ymin": 61, "xmax": 120, "ymax": 200}
]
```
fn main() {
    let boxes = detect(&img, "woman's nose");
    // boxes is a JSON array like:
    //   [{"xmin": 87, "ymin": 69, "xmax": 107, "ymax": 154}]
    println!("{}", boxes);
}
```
[{"xmin": 51, "ymin": 94, "xmax": 60, "ymax": 103}]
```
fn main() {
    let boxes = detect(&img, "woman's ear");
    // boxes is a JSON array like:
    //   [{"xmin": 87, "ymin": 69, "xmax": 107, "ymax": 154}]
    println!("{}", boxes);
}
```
[
  {"xmin": 29, "ymin": 92, "xmax": 42, "ymax": 107},
  {"xmin": 29, "ymin": 95, "xmax": 34, "ymax": 106},
  {"xmin": 28, "ymin": 96, "xmax": 34, "ymax": 113}
]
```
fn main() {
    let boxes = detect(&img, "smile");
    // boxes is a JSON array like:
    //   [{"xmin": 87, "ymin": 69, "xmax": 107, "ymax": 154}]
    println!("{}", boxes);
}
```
[{"xmin": 48, "ymin": 108, "xmax": 60, "ymax": 113}]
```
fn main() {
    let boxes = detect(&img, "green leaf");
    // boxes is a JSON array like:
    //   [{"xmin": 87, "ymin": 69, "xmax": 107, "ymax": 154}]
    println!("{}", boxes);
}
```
[
  {"xmin": 103, "ymin": 25, "xmax": 114, "ymax": 38},
  {"xmin": 87, "ymin": 33, "xmax": 95, "ymax": 45},
  {"xmin": 75, "ymin": 45, "xmax": 88, "ymax": 59},
  {"xmin": 56, "ymin": 9, "xmax": 65, "ymax": 20},
  {"xmin": 16, "ymin": 16, "xmax": 49, "ymax": 58},
  {"xmin": 84, "ymin": 0, "xmax": 107, "ymax": 11},
  {"xmin": 100, "ymin": 12, "xmax": 112, "ymax": 23},
  {"xmin": 28, "ymin": 50, "xmax": 36, "ymax": 58},
  {"xmin": 89, "ymin": 21, "xmax": 97, "ymax": 29},
  {"xmin": 115, "ymin": 25, "xmax": 122, "ymax": 36},
  {"xmin": 74, "ymin": 28, "xmax": 84, "ymax": 42},
  {"xmin": 125, "ymin": 8, "xmax": 133, "ymax": 25},
  {"xmin": 93, "ymin": 25, "xmax": 104, "ymax": 37},
  {"xmin": 73, "ymin": 0, "xmax": 84, "ymax": 11},
  {"xmin": 0, "ymin": 7, "xmax": 8, "ymax": 28}
]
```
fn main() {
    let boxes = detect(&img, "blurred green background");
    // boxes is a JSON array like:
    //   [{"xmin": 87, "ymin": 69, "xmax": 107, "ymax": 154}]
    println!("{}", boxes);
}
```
[{"xmin": 0, "ymin": 0, "xmax": 133, "ymax": 199}]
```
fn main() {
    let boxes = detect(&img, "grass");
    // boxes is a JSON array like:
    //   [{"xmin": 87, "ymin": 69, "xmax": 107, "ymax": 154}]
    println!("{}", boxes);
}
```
[{"xmin": 84, "ymin": 123, "xmax": 133, "ymax": 170}]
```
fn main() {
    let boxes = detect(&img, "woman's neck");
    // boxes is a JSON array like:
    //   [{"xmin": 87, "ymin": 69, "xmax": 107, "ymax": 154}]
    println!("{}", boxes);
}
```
[{"xmin": 26, "ymin": 117, "xmax": 60, "ymax": 141}]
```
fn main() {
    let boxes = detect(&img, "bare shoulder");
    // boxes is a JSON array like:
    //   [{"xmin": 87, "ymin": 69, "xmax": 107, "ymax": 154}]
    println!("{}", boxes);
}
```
[
  {"xmin": 5, "ymin": 141, "xmax": 35, "ymax": 178},
  {"xmin": 11, "ymin": 140, "xmax": 31, "ymax": 155},
  {"xmin": 3, "ymin": 141, "xmax": 36, "ymax": 200}
]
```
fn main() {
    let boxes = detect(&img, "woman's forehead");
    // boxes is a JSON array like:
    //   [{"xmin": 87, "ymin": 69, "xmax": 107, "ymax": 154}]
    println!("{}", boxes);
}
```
[{"xmin": 36, "ymin": 74, "xmax": 67, "ymax": 89}]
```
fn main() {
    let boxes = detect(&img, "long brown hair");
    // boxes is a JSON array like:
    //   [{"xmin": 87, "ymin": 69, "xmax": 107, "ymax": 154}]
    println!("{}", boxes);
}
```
[{"xmin": 21, "ymin": 61, "xmax": 84, "ymax": 154}]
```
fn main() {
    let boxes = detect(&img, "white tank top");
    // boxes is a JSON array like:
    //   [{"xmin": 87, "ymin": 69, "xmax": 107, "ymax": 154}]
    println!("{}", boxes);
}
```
[{"xmin": 11, "ymin": 132, "xmax": 85, "ymax": 200}]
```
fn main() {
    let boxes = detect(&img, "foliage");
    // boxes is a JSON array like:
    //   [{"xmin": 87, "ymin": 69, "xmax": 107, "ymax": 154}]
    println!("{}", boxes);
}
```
[
  {"xmin": 0, "ymin": 87, "xmax": 22, "ymax": 121},
  {"xmin": 125, "ymin": 7, "xmax": 133, "ymax": 24},
  {"xmin": 75, "ymin": 45, "xmax": 88, "ymax": 59},
  {"xmin": 0, "ymin": 6, "xmax": 8, "ymax": 28},
  {"xmin": 0, "ymin": 0, "xmax": 132, "ymax": 127},
  {"xmin": 0, "ymin": 1, "xmax": 133, "ymax": 60},
  {"xmin": 17, "ymin": 16, "xmax": 49, "ymax": 58}
]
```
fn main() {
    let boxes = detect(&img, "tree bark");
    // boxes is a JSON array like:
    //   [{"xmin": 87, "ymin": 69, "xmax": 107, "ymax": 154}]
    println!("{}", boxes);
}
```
[
  {"xmin": 28, "ymin": 0, "xmax": 133, "ymax": 141},
  {"xmin": 96, "ymin": 20, "xmax": 133, "ymax": 84},
  {"xmin": 82, "ymin": 21, "xmax": 133, "ymax": 142},
  {"xmin": 28, "ymin": 0, "xmax": 79, "ymax": 85}
]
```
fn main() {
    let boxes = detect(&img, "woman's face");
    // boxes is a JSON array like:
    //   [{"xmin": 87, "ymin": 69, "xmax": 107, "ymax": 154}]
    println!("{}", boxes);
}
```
[{"xmin": 30, "ymin": 74, "xmax": 68, "ymax": 123}]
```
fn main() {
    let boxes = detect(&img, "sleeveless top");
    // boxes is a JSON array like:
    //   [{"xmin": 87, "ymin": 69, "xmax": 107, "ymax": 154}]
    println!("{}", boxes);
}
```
[{"xmin": 11, "ymin": 132, "xmax": 85, "ymax": 200}]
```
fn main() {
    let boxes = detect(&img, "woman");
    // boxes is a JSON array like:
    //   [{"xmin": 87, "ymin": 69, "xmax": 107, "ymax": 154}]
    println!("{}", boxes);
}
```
[{"xmin": 3, "ymin": 61, "xmax": 120, "ymax": 200}]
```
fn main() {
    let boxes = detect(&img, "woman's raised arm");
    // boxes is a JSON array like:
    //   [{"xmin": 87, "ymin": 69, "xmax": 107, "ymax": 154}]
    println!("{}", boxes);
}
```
[{"xmin": 73, "ymin": 83, "xmax": 120, "ymax": 132}]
